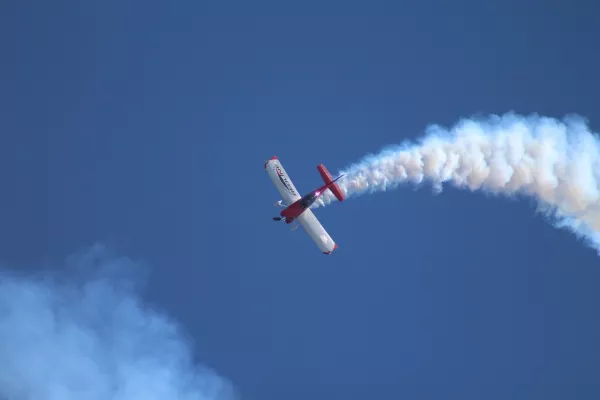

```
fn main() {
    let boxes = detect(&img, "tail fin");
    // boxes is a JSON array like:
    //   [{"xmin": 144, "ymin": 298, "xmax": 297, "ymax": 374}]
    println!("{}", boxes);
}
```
[{"xmin": 317, "ymin": 164, "xmax": 345, "ymax": 202}]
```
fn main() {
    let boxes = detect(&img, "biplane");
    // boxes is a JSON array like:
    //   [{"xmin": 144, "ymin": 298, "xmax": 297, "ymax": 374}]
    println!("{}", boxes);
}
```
[{"xmin": 264, "ymin": 156, "xmax": 345, "ymax": 254}]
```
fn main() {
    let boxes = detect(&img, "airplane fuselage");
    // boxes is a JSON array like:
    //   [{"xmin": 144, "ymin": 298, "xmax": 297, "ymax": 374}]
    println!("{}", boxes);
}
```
[
  {"xmin": 280, "ymin": 191, "xmax": 319, "ymax": 223},
  {"xmin": 279, "ymin": 178, "xmax": 340, "ymax": 223}
]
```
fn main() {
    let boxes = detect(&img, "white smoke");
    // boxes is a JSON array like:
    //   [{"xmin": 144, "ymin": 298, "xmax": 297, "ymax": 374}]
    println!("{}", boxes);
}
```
[
  {"xmin": 0, "ymin": 244, "xmax": 235, "ymax": 400},
  {"xmin": 314, "ymin": 113, "xmax": 600, "ymax": 251}
]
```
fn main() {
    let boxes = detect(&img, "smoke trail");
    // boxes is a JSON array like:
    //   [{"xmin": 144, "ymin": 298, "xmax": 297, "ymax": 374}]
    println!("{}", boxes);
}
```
[
  {"xmin": 0, "ymin": 244, "xmax": 235, "ymax": 400},
  {"xmin": 314, "ymin": 113, "xmax": 600, "ymax": 251}
]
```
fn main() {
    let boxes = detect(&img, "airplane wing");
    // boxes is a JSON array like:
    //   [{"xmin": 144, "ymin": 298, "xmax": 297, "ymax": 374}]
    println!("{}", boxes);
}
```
[
  {"xmin": 264, "ymin": 156, "xmax": 301, "ymax": 205},
  {"xmin": 296, "ymin": 209, "xmax": 339, "ymax": 254}
]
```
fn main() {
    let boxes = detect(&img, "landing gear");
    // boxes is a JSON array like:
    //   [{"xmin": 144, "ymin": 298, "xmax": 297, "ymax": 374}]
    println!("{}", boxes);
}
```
[
  {"xmin": 272, "ymin": 216, "xmax": 297, "ymax": 231},
  {"xmin": 273, "ymin": 216, "xmax": 291, "ymax": 224}
]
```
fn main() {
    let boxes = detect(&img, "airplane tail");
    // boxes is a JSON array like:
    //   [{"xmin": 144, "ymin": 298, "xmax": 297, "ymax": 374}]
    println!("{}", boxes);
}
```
[{"xmin": 317, "ymin": 164, "xmax": 345, "ymax": 202}]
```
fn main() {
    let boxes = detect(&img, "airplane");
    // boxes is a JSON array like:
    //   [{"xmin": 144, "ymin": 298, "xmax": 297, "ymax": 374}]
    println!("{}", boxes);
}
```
[{"xmin": 264, "ymin": 156, "xmax": 345, "ymax": 254}]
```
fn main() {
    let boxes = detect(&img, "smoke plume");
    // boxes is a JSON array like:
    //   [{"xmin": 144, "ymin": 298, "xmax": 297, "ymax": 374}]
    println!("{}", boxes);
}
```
[
  {"xmin": 314, "ymin": 113, "xmax": 600, "ymax": 251},
  {"xmin": 0, "ymin": 244, "xmax": 235, "ymax": 400}
]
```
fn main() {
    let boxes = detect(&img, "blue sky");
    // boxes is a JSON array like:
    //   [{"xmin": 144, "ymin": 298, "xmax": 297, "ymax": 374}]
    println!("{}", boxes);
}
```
[{"xmin": 2, "ymin": 1, "xmax": 600, "ymax": 398}]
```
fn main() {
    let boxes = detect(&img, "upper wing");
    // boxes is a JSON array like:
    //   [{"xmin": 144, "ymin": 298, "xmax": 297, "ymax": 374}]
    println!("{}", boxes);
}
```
[
  {"xmin": 296, "ymin": 208, "xmax": 339, "ymax": 254},
  {"xmin": 265, "ymin": 156, "xmax": 301, "ymax": 205}
]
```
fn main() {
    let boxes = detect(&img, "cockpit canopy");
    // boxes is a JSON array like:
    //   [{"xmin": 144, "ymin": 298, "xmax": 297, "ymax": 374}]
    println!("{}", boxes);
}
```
[{"xmin": 299, "ymin": 192, "xmax": 318, "ymax": 208}]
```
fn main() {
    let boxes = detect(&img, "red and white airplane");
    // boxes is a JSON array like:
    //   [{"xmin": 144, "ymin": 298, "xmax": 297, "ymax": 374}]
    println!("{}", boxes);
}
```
[{"xmin": 265, "ymin": 156, "xmax": 345, "ymax": 254}]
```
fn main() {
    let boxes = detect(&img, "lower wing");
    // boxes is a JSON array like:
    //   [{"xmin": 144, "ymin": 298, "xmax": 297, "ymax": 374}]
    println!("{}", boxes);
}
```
[{"xmin": 296, "ymin": 209, "xmax": 339, "ymax": 254}]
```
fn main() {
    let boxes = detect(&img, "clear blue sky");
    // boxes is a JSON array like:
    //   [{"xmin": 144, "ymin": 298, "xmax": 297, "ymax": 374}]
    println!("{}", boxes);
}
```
[{"xmin": 2, "ymin": 1, "xmax": 600, "ymax": 398}]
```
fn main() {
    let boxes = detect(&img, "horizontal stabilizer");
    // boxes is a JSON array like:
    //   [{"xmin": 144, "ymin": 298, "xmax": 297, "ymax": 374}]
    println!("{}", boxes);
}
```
[{"xmin": 317, "ymin": 164, "xmax": 345, "ymax": 202}]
